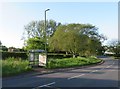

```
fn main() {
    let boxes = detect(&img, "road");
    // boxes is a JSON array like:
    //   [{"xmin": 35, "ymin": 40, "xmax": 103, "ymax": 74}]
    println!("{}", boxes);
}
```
[{"xmin": 2, "ymin": 57, "xmax": 119, "ymax": 89}]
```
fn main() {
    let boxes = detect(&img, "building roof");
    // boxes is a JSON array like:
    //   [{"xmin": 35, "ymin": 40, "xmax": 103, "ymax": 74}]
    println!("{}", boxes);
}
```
[{"xmin": 29, "ymin": 49, "xmax": 46, "ymax": 53}]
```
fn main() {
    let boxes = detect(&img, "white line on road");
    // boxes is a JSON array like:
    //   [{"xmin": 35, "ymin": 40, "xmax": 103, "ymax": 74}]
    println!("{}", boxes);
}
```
[
  {"xmin": 106, "ymin": 65, "xmax": 113, "ymax": 68},
  {"xmin": 38, "ymin": 82, "xmax": 56, "ymax": 88},
  {"xmin": 68, "ymin": 74, "xmax": 85, "ymax": 80},
  {"xmin": 90, "ymin": 70, "xmax": 98, "ymax": 73},
  {"xmin": 106, "ymin": 66, "xmax": 110, "ymax": 68}
]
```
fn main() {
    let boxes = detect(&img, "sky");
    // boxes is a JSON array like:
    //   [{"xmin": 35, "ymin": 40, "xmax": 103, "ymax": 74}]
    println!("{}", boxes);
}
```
[{"xmin": 0, "ymin": 2, "xmax": 118, "ymax": 48}]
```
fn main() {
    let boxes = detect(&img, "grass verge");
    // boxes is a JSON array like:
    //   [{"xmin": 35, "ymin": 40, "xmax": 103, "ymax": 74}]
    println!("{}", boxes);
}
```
[
  {"xmin": 1, "ymin": 57, "xmax": 32, "ymax": 77},
  {"xmin": 46, "ymin": 56, "xmax": 102, "ymax": 69},
  {"xmin": 114, "ymin": 57, "xmax": 120, "ymax": 59}
]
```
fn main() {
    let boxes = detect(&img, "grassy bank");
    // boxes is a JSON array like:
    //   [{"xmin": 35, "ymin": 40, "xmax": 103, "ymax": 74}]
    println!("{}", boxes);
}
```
[
  {"xmin": 2, "ymin": 56, "xmax": 102, "ymax": 77},
  {"xmin": 2, "ymin": 57, "xmax": 32, "ymax": 77},
  {"xmin": 46, "ymin": 56, "xmax": 102, "ymax": 69}
]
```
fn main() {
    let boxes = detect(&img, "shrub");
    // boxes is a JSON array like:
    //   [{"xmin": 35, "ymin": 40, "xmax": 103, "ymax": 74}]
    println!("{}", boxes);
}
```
[
  {"xmin": 2, "ymin": 57, "xmax": 32, "ymax": 77},
  {"xmin": 2, "ymin": 52, "xmax": 28, "ymax": 60},
  {"xmin": 46, "ymin": 57, "xmax": 102, "ymax": 69}
]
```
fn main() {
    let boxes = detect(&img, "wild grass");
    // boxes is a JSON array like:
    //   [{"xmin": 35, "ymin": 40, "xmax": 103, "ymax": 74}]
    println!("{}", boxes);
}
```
[
  {"xmin": 46, "ymin": 56, "xmax": 102, "ymax": 69},
  {"xmin": 1, "ymin": 57, "xmax": 32, "ymax": 77}
]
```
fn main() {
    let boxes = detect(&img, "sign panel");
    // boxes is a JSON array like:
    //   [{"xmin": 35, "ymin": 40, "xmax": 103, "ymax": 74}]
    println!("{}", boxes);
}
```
[
  {"xmin": 39, "ymin": 54, "xmax": 46, "ymax": 66},
  {"xmin": 30, "ymin": 53, "xmax": 34, "ymax": 61}
]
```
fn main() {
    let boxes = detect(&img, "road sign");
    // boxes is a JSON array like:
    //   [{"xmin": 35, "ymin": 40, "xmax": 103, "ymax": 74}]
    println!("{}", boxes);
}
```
[{"xmin": 39, "ymin": 54, "xmax": 46, "ymax": 66}]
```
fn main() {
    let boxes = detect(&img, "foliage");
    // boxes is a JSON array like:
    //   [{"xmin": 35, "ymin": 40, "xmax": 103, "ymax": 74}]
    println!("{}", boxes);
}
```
[
  {"xmin": 23, "ymin": 20, "xmax": 106, "ymax": 56},
  {"xmin": 0, "ymin": 45, "xmax": 8, "ymax": 52},
  {"xmin": 24, "ymin": 37, "xmax": 45, "ymax": 50},
  {"xmin": 46, "ymin": 57, "xmax": 102, "ymax": 69},
  {"xmin": 22, "ymin": 19, "xmax": 61, "ymax": 50},
  {"xmin": 2, "ymin": 57, "xmax": 32, "ymax": 77},
  {"xmin": 0, "ymin": 41, "xmax": 8, "ymax": 52},
  {"xmin": 48, "ymin": 53, "xmax": 72, "ymax": 59},
  {"xmin": 0, "ymin": 40, "xmax": 1, "ymax": 46},
  {"xmin": 108, "ymin": 40, "xmax": 120, "ymax": 57},
  {"xmin": 2, "ymin": 52, "xmax": 28, "ymax": 60},
  {"xmin": 22, "ymin": 19, "xmax": 61, "ymax": 41},
  {"xmin": 49, "ymin": 23, "xmax": 105, "ymax": 57},
  {"xmin": 96, "ymin": 46, "xmax": 106, "ymax": 55}
]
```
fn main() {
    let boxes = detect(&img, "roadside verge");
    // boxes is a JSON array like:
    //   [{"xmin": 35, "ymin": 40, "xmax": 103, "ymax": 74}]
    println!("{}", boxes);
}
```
[{"xmin": 3, "ymin": 58, "xmax": 104, "ymax": 79}]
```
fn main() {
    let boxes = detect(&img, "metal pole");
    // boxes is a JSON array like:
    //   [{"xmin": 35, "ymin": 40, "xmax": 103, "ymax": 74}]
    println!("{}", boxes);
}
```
[
  {"xmin": 44, "ymin": 9, "xmax": 50, "ymax": 66},
  {"xmin": 45, "ymin": 11, "xmax": 46, "ymax": 53}
]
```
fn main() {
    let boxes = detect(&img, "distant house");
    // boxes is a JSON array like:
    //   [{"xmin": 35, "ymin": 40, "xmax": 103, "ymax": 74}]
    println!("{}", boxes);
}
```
[
  {"xmin": 8, "ymin": 47, "xmax": 19, "ymax": 52},
  {"xmin": 8, "ymin": 47, "xmax": 26, "ymax": 52},
  {"xmin": 104, "ymin": 51, "xmax": 115, "ymax": 55},
  {"xmin": 104, "ymin": 49, "xmax": 115, "ymax": 55}
]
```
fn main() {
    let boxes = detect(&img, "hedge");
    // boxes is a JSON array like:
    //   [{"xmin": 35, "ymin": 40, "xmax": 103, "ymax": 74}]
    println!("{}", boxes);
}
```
[
  {"xmin": 47, "ymin": 53, "xmax": 72, "ymax": 59},
  {"xmin": 2, "ymin": 52, "xmax": 28, "ymax": 60},
  {"xmin": 1, "ymin": 52, "xmax": 72, "ymax": 60}
]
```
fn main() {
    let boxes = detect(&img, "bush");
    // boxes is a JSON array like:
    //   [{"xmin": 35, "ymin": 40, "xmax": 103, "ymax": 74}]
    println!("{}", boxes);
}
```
[
  {"xmin": 2, "ymin": 52, "xmax": 72, "ymax": 60},
  {"xmin": 2, "ymin": 52, "xmax": 28, "ymax": 60},
  {"xmin": 2, "ymin": 57, "xmax": 32, "ymax": 77},
  {"xmin": 47, "ymin": 53, "xmax": 72, "ymax": 59},
  {"xmin": 46, "ymin": 57, "xmax": 102, "ymax": 69}
]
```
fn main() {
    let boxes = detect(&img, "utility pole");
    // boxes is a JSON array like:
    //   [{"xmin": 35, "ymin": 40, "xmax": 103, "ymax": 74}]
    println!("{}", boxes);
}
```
[{"xmin": 44, "ymin": 9, "xmax": 50, "ymax": 65}]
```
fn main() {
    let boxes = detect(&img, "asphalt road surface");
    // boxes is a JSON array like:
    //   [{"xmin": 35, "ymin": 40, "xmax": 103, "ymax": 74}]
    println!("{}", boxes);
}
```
[{"xmin": 2, "ymin": 57, "xmax": 119, "ymax": 89}]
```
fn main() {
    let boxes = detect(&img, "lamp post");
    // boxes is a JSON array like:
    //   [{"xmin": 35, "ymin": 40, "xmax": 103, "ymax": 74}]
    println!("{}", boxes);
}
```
[{"xmin": 44, "ymin": 9, "xmax": 50, "ymax": 65}]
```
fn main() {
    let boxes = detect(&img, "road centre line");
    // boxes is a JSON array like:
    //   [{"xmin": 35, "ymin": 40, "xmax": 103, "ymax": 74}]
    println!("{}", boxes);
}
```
[
  {"xmin": 37, "ymin": 82, "xmax": 56, "ymax": 88},
  {"xmin": 68, "ymin": 74, "xmax": 85, "ymax": 80},
  {"xmin": 106, "ymin": 65, "xmax": 113, "ymax": 68},
  {"xmin": 106, "ymin": 66, "xmax": 110, "ymax": 68},
  {"xmin": 34, "ymin": 62, "xmax": 116, "ymax": 88},
  {"xmin": 89, "ymin": 70, "xmax": 98, "ymax": 73}
]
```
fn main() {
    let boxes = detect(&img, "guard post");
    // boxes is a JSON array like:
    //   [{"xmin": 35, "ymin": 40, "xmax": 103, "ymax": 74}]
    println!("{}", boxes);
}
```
[{"xmin": 29, "ymin": 50, "xmax": 47, "ymax": 67}]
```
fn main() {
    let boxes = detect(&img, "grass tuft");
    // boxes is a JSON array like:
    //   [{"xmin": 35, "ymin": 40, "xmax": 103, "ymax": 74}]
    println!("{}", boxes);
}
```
[
  {"xmin": 1, "ymin": 57, "xmax": 32, "ymax": 77},
  {"xmin": 46, "ymin": 56, "xmax": 102, "ymax": 69}
]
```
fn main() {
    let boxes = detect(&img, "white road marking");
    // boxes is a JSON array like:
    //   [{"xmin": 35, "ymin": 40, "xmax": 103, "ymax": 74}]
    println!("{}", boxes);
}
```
[
  {"xmin": 68, "ymin": 74, "xmax": 85, "ymax": 80},
  {"xmin": 90, "ymin": 70, "xmax": 98, "ymax": 73},
  {"xmin": 37, "ymin": 82, "xmax": 56, "ymax": 88},
  {"xmin": 106, "ymin": 66, "xmax": 111, "ymax": 68}
]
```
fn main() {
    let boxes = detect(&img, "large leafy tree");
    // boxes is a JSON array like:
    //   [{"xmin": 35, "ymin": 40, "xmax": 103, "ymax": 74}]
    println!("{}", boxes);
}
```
[
  {"xmin": 22, "ymin": 19, "xmax": 61, "ymax": 39},
  {"xmin": 22, "ymin": 19, "xmax": 61, "ymax": 50},
  {"xmin": 49, "ymin": 23, "xmax": 105, "ymax": 57}
]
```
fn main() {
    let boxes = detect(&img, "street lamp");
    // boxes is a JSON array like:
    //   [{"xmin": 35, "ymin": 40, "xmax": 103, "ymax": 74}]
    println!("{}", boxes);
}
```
[{"xmin": 44, "ymin": 9, "xmax": 50, "ymax": 64}]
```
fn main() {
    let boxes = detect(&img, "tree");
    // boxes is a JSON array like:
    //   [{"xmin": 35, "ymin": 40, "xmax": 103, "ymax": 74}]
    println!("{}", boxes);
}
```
[
  {"xmin": 108, "ymin": 40, "xmax": 120, "ymax": 56},
  {"xmin": 22, "ymin": 19, "xmax": 61, "ymax": 40},
  {"xmin": 0, "ymin": 41, "xmax": 8, "ymax": 52},
  {"xmin": 22, "ymin": 19, "xmax": 61, "ymax": 50},
  {"xmin": 0, "ymin": 46, "xmax": 8, "ymax": 52},
  {"xmin": 24, "ymin": 37, "xmax": 45, "ymax": 50},
  {"xmin": 0, "ymin": 41, "xmax": 2, "ymax": 46},
  {"xmin": 49, "ymin": 23, "xmax": 105, "ymax": 57}
]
